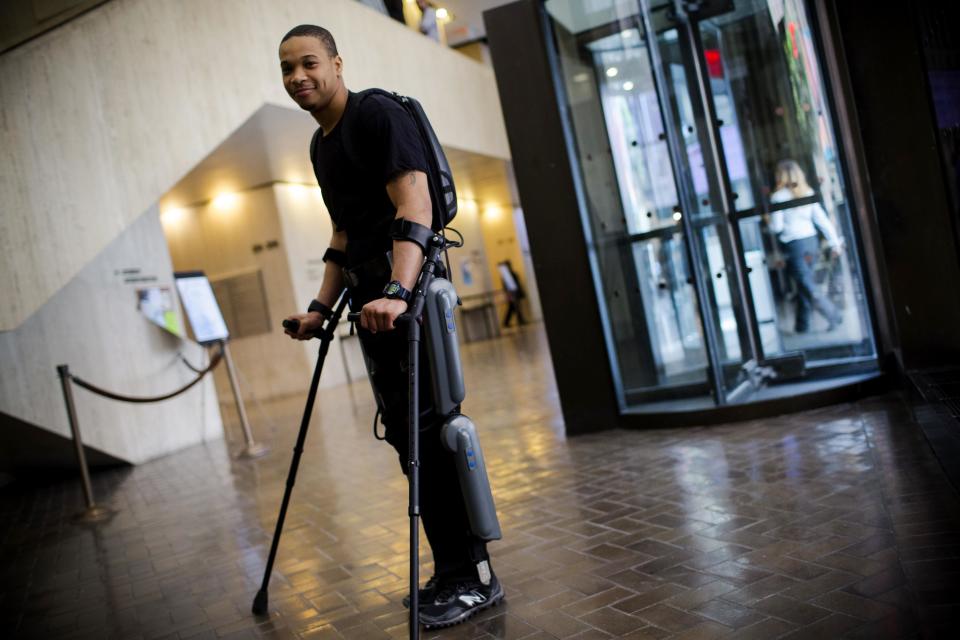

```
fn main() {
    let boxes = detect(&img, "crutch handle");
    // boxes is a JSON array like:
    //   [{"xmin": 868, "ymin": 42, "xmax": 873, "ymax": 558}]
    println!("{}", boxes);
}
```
[
  {"xmin": 347, "ymin": 312, "xmax": 361, "ymax": 323},
  {"xmin": 282, "ymin": 318, "xmax": 323, "ymax": 340}
]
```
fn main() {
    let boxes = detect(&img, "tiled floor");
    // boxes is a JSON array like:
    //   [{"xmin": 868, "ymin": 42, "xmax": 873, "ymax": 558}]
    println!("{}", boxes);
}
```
[{"xmin": 2, "ymin": 325, "xmax": 959, "ymax": 639}]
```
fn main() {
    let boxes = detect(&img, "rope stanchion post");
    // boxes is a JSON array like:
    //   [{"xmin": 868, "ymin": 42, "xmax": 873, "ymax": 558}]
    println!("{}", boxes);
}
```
[
  {"xmin": 56, "ymin": 365, "xmax": 115, "ymax": 523},
  {"xmin": 221, "ymin": 341, "xmax": 270, "ymax": 459}
]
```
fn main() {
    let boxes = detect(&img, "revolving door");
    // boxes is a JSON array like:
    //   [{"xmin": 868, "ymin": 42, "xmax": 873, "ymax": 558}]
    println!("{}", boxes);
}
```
[{"xmin": 543, "ymin": 0, "xmax": 877, "ymax": 410}]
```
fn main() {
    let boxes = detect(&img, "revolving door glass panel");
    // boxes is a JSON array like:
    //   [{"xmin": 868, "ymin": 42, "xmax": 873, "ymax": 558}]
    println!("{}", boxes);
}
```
[
  {"xmin": 544, "ymin": 0, "xmax": 878, "ymax": 411},
  {"xmin": 693, "ymin": 0, "xmax": 876, "ymax": 366}
]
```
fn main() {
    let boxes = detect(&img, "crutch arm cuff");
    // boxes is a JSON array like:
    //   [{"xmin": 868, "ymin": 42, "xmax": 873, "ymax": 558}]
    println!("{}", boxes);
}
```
[{"xmin": 390, "ymin": 218, "xmax": 434, "ymax": 254}]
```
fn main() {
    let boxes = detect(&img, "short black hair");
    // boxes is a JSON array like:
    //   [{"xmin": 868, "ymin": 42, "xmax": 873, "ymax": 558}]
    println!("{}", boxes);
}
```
[{"xmin": 280, "ymin": 24, "xmax": 338, "ymax": 56}]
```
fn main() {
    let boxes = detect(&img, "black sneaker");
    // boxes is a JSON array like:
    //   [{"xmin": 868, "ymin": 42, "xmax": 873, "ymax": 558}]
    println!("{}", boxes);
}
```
[
  {"xmin": 402, "ymin": 575, "xmax": 442, "ymax": 610},
  {"xmin": 418, "ymin": 574, "xmax": 504, "ymax": 629}
]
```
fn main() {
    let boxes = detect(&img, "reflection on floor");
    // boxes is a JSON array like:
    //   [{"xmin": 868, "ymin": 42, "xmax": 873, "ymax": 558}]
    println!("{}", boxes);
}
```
[{"xmin": 2, "ymin": 325, "xmax": 958, "ymax": 639}]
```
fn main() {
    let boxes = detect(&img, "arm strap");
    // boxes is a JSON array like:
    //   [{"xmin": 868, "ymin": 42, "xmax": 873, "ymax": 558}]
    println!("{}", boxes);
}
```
[
  {"xmin": 322, "ymin": 248, "xmax": 348, "ymax": 267},
  {"xmin": 307, "ymin": 299, "xmax": 333, "ymax": 319},
  {"xmin": 390, "ymin": 218, "xmax": 434, "ymax": 254}
]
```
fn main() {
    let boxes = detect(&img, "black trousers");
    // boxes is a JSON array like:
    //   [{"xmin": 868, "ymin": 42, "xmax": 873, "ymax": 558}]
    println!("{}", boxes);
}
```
[
  {"xmin": 502, "ymin": 297, "xmax": 525, "ymax": 328},
  {"xmin": 356, "ymin": 314, "xmax": 489, "ymax": 581}
]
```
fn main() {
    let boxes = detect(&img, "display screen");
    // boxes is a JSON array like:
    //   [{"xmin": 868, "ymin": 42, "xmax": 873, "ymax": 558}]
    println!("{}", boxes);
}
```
[{"xmin": 174, "ymin": 272, "xmax": 229, "ymax": 344}]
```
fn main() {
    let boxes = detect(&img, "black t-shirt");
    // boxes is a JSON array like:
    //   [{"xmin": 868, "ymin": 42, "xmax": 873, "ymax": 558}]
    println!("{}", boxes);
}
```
[{"xmin": 312, "ymin": 91, "xmax": 430, "ymax": 267}]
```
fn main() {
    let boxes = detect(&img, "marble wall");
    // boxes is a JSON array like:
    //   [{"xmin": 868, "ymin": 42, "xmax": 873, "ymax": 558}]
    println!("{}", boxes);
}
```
[{"xmin": 0, "ymin": 207, "xmax": 222, "ymax": 464}]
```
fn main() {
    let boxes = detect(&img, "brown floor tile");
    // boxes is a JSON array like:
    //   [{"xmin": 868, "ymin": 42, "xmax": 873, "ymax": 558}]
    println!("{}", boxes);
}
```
[
  {"xmin": 729, "ymin": 616, "xmax": 797, "ymax": 640},
  {"xmin": 612, "ymin": 583, "xmax": 689, "ymax": 613},
  {"xmin": 752, "ymin": 594, "xmax": 831, "ymax": 625},
  {"xmin": 693, "ymin": 598, "xmax": 766, "ymax": 628},
  {"xmin": 578, "ymin": 605, "xmax": 647, "ymax": 635},
  {"xmin": 527, "ymin": 610, "xmax": 591, "ymax": 637},
  {"xmin": 779, "ymin": 612, "xmax": 863, "ymax": 639},
  {"xmin": 558, "ymin": 586, "xmax": 634, "ymax": 617},
  {"xmin": 633, "ymin": 603, "xmax": 711, "ymax": 632},
  {"xmin": 670, "ymin": 620, "xmax": 734, "ymax": 640},
  {"xmin": 809, "ymin": 589, "xmax": 898, "ymax": 621}
]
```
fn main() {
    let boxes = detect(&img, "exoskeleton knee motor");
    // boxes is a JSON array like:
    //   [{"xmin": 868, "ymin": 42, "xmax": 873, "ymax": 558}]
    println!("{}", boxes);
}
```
[{"xmin": 441, "ymin": 415, "xmax": 502, "ymax": 541}]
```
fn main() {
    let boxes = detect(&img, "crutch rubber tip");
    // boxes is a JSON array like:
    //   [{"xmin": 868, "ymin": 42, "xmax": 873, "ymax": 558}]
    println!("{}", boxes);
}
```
[{"xmin": 252, "ymin": 589, "xmax": 269, "ymax": 616}]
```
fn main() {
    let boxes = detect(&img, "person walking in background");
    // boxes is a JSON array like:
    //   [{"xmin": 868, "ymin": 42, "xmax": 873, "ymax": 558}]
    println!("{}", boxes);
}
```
[
  {"xmin": 383, "ymin": 0, "xmax": 406, "ymax": 24},
  {"xmin": 768, "ymin": 159, "xmax": 844, "ymax": 333},
  {"xmin": 417, "ymin": 0, "xmax": 440, "ymax": 42},
  {"xmin": 497, "ymin": 260, "xmax": 526, "ymax": 328}
]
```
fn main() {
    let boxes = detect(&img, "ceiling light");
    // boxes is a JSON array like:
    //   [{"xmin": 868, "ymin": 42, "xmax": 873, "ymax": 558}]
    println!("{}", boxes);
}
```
[
  {"xmin": 483, "ymin": 204, "xmax": 503, "ymax": 222},
  {"xmin": 286, "ymin": 184, "xmax": 308, "ymax": 199},
  {"xmin": 606, "ymin": 67, "xmax": 619, "ymax": 78},
  {"xmin": 622, "ymin": 81, "xmax": 635, "ymax": 91},
  {"xmin": 161, "ymin": 207, "xmax": 186, "ymax": 224},
  {"xmin": 673, "ymin": 211, "xmax": 683, "ymax": 221},
  {"xmin": 573, "ymin": 72, "xmax": 590, "ymax": 83},
  {"xmin": 212, "ymin": 192, "xmax": 239, "ymax": 209},
  {"xmin": 621, "ymin": 28, "xmax": 637, "ymax": 39},
  {"xmin": 436, "ymin": 7, "xmax": 450, "ymax": 21}
]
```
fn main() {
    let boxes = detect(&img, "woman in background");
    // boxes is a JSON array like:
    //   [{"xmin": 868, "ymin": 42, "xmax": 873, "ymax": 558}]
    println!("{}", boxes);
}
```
[{"xmin": 768, "ymin": 159, "xmax": 844, "ymax": 333}]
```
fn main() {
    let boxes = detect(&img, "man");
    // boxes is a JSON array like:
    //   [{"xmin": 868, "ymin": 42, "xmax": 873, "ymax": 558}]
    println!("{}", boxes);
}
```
[
  {"xmin": 278, "ymin": 25, "xmax": 502, "ymax": 629},
  {"xmin": 497, "ymin": 260, "xmax": 526, "ymax": 328}
]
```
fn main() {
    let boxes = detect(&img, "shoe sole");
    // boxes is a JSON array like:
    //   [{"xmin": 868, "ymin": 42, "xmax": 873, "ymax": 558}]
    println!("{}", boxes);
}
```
[{"xmin": 420, "ymin": 587, "xmax": 505, "ymax": 630}]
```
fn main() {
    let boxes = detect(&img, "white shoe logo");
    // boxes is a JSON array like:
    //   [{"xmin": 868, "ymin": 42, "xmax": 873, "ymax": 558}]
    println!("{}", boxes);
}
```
[{"xmin": 458, "ymin": 591, "xmax": 486, "ymax": 607}]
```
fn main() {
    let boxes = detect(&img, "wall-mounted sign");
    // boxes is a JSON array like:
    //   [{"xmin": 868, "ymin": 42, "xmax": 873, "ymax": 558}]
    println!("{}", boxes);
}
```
[{"xmin": 137, "ymin": 286, "xmax": 182, "ymax": 337}]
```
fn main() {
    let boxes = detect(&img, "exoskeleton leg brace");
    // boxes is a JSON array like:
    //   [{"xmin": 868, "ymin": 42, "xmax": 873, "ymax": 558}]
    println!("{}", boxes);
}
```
[{"xmin": 423, "ymin": 278, "xmax": 503, "ymax": 542}]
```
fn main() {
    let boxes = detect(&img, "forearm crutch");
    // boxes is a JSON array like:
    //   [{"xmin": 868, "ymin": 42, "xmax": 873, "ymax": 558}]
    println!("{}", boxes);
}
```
[{"xmin": 252, "ymin": 292, "xmax": 349, "ymax": 616}]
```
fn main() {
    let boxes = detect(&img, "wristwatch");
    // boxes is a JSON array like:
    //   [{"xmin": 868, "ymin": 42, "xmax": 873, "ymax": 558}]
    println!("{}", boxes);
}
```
[{"xmin": 382, "ymin": 280, "xmax": 412, "ymax": 302}]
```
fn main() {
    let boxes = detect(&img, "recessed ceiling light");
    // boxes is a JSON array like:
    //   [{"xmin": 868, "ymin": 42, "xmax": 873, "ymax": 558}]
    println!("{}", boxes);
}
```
[
  {"xmin": 622, "ymin": 81, "xmax": 635, "ymax": 91},
  {"xmin": 606, "ymin": 67, "xmax": 619, "ymax": 78},
  {"xmin": 212, "ymin": 192, "xmax": 239, "ymax": 209},
  {"xmin": 161, "ymin": 207, "xmax": 186, "ymax": 224}
]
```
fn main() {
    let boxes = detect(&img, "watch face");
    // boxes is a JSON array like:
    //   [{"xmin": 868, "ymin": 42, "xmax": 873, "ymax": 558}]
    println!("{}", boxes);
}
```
[{"xmin": 386, "ymin": 283, "xmax": 400, "ymax": 295}]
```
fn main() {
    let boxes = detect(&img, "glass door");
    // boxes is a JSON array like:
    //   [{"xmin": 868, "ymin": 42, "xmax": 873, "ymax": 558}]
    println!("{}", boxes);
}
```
[
  {"xmin": 543, "ymin": 0, "xmax": 876, "ymax": 412},
  {"xmin": 639, "ymin": 2, "xmax": 759, "ymax": 402}
]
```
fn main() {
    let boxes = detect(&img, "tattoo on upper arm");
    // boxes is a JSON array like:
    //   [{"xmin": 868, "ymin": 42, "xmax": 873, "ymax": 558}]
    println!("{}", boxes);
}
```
[{"xmin": 391, "ymin": 171, "xmax": 416, "ymax": 187}]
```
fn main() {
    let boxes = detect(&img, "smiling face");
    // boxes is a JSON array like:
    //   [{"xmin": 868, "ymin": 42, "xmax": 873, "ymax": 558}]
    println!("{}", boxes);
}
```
[{"xmin": 279, "ymin": 35, "xmax": 343, "ymax": 114}]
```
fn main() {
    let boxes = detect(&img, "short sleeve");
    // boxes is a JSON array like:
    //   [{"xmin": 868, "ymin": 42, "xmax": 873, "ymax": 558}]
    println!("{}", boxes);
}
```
[
  {"xmin": 358, "ymin": 95, "xmax": 430, "ymax": 185},
  {"xmin": 320, "ymin": 191, "xmax": 344, "ymax": 232}
]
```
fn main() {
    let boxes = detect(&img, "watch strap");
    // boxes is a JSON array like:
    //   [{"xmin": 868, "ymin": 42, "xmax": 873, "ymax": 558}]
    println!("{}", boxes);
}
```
[{"xmin": 382, "ymin": 280, "xmax": 412, "ymax": 302}]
